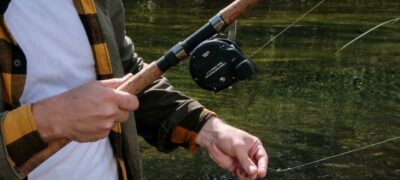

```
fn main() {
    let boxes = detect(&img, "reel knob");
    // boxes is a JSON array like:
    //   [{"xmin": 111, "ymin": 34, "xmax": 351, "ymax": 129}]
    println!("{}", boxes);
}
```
[
  {"xmin": 189, "ymin": 39, "xmax": 255, "ymax": 92},
  {"xmin": 235, "ymin": 59, "xmax": 256, "ymax": 80}
]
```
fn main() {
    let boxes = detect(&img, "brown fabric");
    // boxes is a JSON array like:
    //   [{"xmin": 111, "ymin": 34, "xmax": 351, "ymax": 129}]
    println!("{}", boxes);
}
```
[{"xmin": 7, "ymin": 131, "xmax": 47, "ymax": 167}]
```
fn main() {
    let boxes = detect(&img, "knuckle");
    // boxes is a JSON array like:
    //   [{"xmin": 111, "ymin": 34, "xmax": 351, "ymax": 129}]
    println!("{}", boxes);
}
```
[
  {"xmin": 120, "ymin": 93, "xmax": 139, "ymax": 110},
  {"xmin": 99, "ymin": 130, "xmax": 110, "ymax": 139},
  {"xmin": 99, "ymin": 121, "xmax": 114, "ymax": 131},
  {"xmin": 130, "ymin": 95, "xmax": 139, "ymax": 109},
  {"xmin": 119, "ymin": 111, "xmax": 129, "ymax": 122},
  {"xmin": 106, "ymin": 121, "xmax": 115, "ymax": 129},
  {"xmin": 233, "ymin": 140, "xmax": 246, "ymax": 147},
  {"xmin": 108, "ymin": 79, "xmax": 119, "ymax": 86},
  {"xmin": 226, "ymin": 164, "xmax": 236, "ymax": 172},
  {"xmin": 101, "ymin": 88, "xmax": 116, "ymax": 100},
  {"xmin": 103, "ymin": 107, "xmax": 118, "ymax": 118},
  {"xmin": 253, "ymin": 137, "xmax": 262, "ymax": 144}
]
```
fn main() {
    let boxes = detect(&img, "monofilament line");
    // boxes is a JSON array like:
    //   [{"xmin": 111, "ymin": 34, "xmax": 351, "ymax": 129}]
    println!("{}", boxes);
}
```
[
  {"xmin": 336, "ymin": 17, "xmax": 400, "ymax": 53},
  {"xmin": 248, "ymin": 0, "xmax": 326, "ymax": 59},
  {"xmin": 268, "ymin": 136, "xmax": 400, "ymax": 173}
]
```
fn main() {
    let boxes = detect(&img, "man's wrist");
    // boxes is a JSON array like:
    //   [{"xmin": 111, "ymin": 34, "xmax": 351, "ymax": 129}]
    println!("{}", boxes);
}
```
[
  {"xmin": 195, "ymin": 116, "xmax": 224, "ymax": 148},
  {"xmin": 32, "ymin": 99, "xmax": 62, "ymax": 142}
]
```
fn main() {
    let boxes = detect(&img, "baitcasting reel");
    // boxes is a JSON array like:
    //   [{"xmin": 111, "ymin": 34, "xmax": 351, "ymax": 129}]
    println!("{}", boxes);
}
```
[{"xmin": 189, "ymin": 38, "xmax": 256, "ymax": 92}]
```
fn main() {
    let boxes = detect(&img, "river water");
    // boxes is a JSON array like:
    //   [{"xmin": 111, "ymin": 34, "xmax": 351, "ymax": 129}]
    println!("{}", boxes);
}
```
[{"xmin": 123, "ymin": 0, "xmax": 399, "ymax": 179}]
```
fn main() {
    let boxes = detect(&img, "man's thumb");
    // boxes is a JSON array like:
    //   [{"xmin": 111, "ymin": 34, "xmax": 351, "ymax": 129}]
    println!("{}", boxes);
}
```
[{"xmin": 235, "ymin": 146, "xmax": 257, "ymax": 176}]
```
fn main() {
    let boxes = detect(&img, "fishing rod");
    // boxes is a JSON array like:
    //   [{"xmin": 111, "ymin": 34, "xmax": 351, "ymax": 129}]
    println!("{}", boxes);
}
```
[
  {"xmin": 18, "ymin": 0, "xmax": 260, "ymax": 176},
  {"xmin": 249, "ymin": 0, "xmax": 326, "ymax": 59},
  {"xmin": 337, "ymin": 16, "xmax": 400, "ymax": 53}
]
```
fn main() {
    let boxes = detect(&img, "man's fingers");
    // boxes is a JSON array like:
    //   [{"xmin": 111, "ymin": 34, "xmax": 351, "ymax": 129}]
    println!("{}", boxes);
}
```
[
  {"xmin": 99, "ymin": 73, "xmax": 133, "ymax": 89},
  {"xmin": 255, "ymin": 146, "xmax": 268, "ymax": 177},
  {"xmin": 116, "ymin": 109, "xmax": 130, "ymax": 123},
  {"xmin": 209, "ymin": 142, "xmax": 236, "ymax": 172},
  {"xmin": 113, "ymin": 90, "xmax": 139, "ymax": 111},
  {"xmin": 247, "ymin": 140, "xmax": 268, "ymax": 178},
  {"xmin": 235, "ymin": 169, "xmax": 248, "ymax": 180},
  {"xmin": 257, "ymin": 156, "xmax": 268, "ymax": 177},
  {"xmin": 234, "ymin": 144, "xmax": 258, "ymax": 176}
]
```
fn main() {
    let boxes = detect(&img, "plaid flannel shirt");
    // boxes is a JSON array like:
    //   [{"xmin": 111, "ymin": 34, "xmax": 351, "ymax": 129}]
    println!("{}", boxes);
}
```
[{"xmin": 0, "ymin": 0, "xmax": 215, "ymax": 179}]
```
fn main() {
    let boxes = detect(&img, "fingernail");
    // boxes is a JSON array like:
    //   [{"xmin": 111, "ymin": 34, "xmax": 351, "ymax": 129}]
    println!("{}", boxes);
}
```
[
  {"xmin": 249, "ymin": 165, "xmax": 257, "ymax": 174},
  {"xmin": 122, "ymin": 73, "xmax": 131, "ymax": 79}
]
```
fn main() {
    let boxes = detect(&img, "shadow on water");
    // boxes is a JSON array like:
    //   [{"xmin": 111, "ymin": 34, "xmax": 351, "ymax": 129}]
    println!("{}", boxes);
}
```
[{"xmin": 124, "ymin": 0, "xmax": 399, "ymax": 179}]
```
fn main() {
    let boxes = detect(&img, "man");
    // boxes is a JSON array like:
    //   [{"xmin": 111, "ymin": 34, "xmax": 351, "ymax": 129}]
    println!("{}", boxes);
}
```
[{"xmin": 0, "ymin": 0, "xmax": 268, "ymax": 179}]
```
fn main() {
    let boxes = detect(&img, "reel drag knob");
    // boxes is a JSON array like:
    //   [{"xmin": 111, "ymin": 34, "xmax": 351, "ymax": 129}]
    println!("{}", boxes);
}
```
[{"xmin": 189, "ymin": 39, "xmax": 256, "ymax": 92}]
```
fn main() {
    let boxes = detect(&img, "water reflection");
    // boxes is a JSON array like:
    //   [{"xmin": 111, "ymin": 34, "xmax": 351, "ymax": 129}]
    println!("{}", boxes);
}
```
[{"xmin": 124, "ymin": 0, "xmax": 399, "ymax": 179}]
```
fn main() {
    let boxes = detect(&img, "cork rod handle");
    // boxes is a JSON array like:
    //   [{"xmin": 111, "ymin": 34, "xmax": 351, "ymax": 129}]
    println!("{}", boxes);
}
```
[
  {"xmin": 18, "ymin": 62, "xmax": 162, "ymax": 176},
  {"xmin": 219, "ymin": 0, "xmax": 258, "ymax": 24},
  {"xmin": 18, "ymin": 139, "xmax": 69, "ymax": 176},
  {"xmin": 117, "ymin": 62, "xmax": 162, "ymax": 94}
]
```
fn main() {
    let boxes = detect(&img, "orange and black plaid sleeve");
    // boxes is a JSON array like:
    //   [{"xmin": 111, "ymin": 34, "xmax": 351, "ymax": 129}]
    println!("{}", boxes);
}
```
[
  {"xmin": 1, "ymin": 104, "xmax": 47, "ymax": 172},
  {"xmin": 171, "ymin": 108, "xmax": 216, "ymax": 152}
]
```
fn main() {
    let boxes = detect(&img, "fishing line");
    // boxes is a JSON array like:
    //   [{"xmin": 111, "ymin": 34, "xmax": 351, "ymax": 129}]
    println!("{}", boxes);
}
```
[
  {"xmin": 243, "ymin": 0, "xmax": 398, "ymax": 175},
  {"xmin": 267, "ymin": 136, "xmax": 400, "ymax": 173},
  {"xmin": 336, "ymin": 17, "xmax": 400, "ymax": 53},
  {"xmin": 248, "ymin": 0, "xmax": 326, "ymax": 59}
]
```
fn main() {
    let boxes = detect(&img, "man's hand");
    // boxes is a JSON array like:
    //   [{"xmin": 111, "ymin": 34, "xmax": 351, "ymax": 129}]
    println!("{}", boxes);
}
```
[
  {"xmin": 196, "ymin": 117, "xmax": 268, "ymax": 179},
  {"xmin": 32, "ymin": 74, "xmax": 139, "ymax": 142}
]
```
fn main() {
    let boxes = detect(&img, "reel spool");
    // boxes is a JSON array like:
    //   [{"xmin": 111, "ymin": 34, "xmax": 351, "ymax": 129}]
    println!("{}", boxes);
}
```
[{"xmin": 189, "ymin": 39, "xmax": 255, "ymax": 92}]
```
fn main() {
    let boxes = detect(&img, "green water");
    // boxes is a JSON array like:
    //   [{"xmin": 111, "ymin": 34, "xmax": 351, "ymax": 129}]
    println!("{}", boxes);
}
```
[{"xmin": 124, "ymin": 0, "xmax": 400, "ymax": 179}]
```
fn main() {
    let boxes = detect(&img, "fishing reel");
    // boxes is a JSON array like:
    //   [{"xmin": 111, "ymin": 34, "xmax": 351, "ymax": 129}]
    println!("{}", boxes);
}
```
[{"xmin": 189, "ymin": 38, "xmax": 256, "ymax": 92}]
